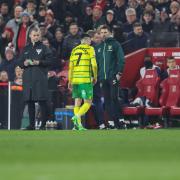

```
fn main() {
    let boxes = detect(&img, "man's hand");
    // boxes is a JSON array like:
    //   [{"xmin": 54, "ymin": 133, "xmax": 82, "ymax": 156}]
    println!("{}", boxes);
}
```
[
  {"xmin": 24, "ymin": 60, "xmax": 29, "ymax": 66},
  {"xmin": 112, "ymin": 73, "xmax": 122, "ymax": 85},
  {"xmin": 68, "ymin": 82, "xmax": 72, "ymax": 89},
  {"xmin": 33, "ymin": 60, "xmax": 40, "ymax": 65},
  {"xmin": 24, "ymin": 59, "xmax": 32, "ymax": 66},
  {"xmin": 48, "ymin": 71, "xmax": 56, "ymax": 78},
  {"xmin": 2, "ymin": 31, "xmax": 7, "ymax": 38},
  {"xmin": 92, "ymin": 78, "xmax": 97, "ymax": 85},
  {"xmin": 116, "ymin": 72, "xmax": 122, "ymax": 81}
]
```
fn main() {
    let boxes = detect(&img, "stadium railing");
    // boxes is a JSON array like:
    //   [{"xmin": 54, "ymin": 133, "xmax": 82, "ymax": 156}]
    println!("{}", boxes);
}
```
[{"xmin": 0, "ymin": 82, "xmax": 23, "ymax": 130}]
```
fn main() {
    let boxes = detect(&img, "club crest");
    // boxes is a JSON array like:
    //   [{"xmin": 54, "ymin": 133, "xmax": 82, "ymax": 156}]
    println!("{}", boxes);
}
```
[
  {"xmin": 36, "ymin": 49, "xmax": 42, "ymax": 55},
  {"xmin": 108, "ymin": 45, "xmax": 112, "ymax": 51}
]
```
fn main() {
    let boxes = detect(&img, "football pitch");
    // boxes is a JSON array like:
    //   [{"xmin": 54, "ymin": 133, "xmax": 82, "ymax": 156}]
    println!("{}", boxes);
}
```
[{"xmin": 0, "ymin": 130, "xmax": 180, "ymax": 180}]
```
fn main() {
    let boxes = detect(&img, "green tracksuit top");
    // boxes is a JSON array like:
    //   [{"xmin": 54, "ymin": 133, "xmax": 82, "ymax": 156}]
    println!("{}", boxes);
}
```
[{"xmin": 95, "ymin": 37, "xmax": 125, "ymax": 81}]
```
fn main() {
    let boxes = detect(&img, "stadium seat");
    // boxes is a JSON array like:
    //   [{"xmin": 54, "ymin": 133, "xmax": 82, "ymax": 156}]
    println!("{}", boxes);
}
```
[
  {"xmin": 123, "ymin": 69, "xmax": 160, "ymax": 127},
  {"xmin": 145, "ymin": 69, "xmax": 180, "ymax": 127},
  {"xmin": 145, "ymin": 79, "xmax": 169, "ymax": 127},
  {"xmin": 175, "ymin": 58, "xmax": 180, "ymax": 67},
  {"xmin": 122, "ymin": 78, "xmax": 144, "ymax": 127},
  {"xmin": 141, "ymin": 69, "xmax": 160, "ymax": 106},
  {"xmin": 166, "ymin": 69, "xmax": 180, "ymax": 120},
  {"xmin": 166, "ymin": 69, "xmax": 180, "ymax": 107}
]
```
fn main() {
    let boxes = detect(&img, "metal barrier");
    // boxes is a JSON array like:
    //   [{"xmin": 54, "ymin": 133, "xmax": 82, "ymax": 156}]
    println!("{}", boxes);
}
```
[{"xmin": 0, "ymin": 82, "xmax": 23, "ymax": 130}]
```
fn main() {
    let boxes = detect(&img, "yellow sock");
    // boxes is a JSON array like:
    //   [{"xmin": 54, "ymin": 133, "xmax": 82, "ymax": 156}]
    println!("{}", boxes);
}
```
[
  {"xmin": 74, "ymin": 106, "xmax": 81, "ymax": 125},
  {"xmin": 77, "ymin": 103, "xmax": 91, "ymax": 117},
  {"xmin": 74, "ymin": 106, "xmax": 80, "ymax": 116},
  {"xmin": 76, "ymin": 103, "xmax": 91, "ymax": 125}
]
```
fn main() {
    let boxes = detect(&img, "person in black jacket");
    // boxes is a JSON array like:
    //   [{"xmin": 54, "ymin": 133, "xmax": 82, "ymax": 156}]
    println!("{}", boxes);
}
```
[
  {"xmin": 61, "ymin": 22, "xmax": 82, "ymax": 61},
  {"xmin": 123, "ymin": 8, "xmax": 138, "ymax": 34},
  {"xmin": 0, "ymin": 45, "xmax": 17, "ymax": 81},
  {"xmin": 142, "ymin": 11, "xmax": 154, "ymax": 34},
  {"xmin": 126, "ymin": 22, "xmax": 148, "ymax": 54},
  {"xmin": 103, "ymin": 10, "xmax": 119, "ymax": 32},
  {"xmin": 19, "ymin": 27, "xmax": 53, "ymax": 130}
]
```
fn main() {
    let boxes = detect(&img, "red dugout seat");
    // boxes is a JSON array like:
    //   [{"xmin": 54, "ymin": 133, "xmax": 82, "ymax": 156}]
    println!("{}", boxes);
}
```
[
  {"xmin": 166, "ymin": 69, "xmax": 180, "ymax": 117},
  {"xmin": 175, "ymin": 58, "xmax": 180, "ymax": 67},
  {"xmin": 141, "ymin": 69, "xmax": 160, "ymax": 106},
  {"xmin": 166, "ymin": 69, "xmax": 180, "ymax": 106},
  {"xmin": 123, "ymin": 69, "xmax": 160, "ymax": 127},
  {"xmin": 145, "ymin": 79, "xmax": 169, "ymax": 127},
  {"xmin": 145, "ymin": 69, "xmax": 180, "ymax": 127}
]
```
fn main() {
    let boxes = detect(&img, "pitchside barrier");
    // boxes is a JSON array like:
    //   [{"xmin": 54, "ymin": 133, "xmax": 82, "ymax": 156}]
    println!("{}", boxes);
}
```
[
  {"xmin": 55, "ymin": 107, "xmax": 86, "ymax": 129},
  {"xmin": 0, "ymin": 82, "xmax": 24, "ymax": 130}
]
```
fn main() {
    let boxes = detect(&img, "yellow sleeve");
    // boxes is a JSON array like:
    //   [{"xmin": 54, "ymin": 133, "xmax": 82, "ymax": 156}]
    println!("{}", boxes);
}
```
[
  {"xmin": 68, "ymin": 52, "xmax": 74, "ymax": 83},
  {"xmin": 89, "ymin": 46, "xmax": 97, "ymax": 80}
]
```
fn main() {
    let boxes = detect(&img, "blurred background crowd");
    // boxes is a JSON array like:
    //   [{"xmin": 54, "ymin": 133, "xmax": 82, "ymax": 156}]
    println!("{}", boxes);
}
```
[{"xmin": 0, "ymin": 0, "xmax": 179, "ymax": 81}]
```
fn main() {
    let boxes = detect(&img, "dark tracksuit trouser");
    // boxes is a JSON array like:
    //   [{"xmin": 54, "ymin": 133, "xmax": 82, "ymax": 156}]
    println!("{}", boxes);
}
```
[
  {"xmin": 27, "ymin": 100, "xmax": 48, "ymax": 127},
  {"xmin": 92, "ymin": 82, "xmax": 105, "ymax": 126},
  {"xmin": 101, "ymin": 79, "xmax": 123, "ymax": 128}
]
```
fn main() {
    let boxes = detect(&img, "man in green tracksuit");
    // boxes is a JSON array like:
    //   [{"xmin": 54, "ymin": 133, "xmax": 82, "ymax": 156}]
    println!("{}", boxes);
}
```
[{"xmin": 95, "ymin": 25, "xmax": 125, "ymax": 129}]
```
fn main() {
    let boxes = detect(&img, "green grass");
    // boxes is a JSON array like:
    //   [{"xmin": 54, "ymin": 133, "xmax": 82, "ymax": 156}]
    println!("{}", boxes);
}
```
[{"xmin": 0, "ymin": 130, "xmax": 180, "ymax": 180}]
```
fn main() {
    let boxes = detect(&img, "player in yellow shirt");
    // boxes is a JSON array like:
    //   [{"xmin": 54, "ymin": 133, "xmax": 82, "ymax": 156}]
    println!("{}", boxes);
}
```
[{"xmin": 68, "ymin": 34, "xmax": 97, "ymax": 130}]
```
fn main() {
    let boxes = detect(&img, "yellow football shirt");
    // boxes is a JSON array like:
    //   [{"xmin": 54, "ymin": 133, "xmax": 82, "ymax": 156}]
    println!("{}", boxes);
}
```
[{"xmin": 68, "ymin": 44, "xmax": 97, "ymax": 84}]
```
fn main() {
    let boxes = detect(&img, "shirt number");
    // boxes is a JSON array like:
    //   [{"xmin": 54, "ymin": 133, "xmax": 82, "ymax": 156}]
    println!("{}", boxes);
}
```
[{"xmin": 75, "ymin": 53, "xmax": 82, "ymax": 66}]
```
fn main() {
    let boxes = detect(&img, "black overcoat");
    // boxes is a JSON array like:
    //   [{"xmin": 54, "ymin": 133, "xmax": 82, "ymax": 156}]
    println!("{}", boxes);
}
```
[{"xmin": 19, "ymin": 41, "xmax": 53, "ymax": 101}]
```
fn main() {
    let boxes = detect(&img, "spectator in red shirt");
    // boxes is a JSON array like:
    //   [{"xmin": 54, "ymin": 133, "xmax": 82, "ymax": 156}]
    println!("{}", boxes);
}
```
[
  {"xmin": 16, "ymin": 12, "xmax": 38, "ymax": 54},
  {"xmin": 92, "ymin": 0, "xmax": 107, "ymax": 11}
]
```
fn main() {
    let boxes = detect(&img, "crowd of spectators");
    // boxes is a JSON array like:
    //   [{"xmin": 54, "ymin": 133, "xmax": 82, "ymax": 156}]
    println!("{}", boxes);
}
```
[{"xmin": 0, "ymin": 0, "xmax": 179, "ymax": 82}]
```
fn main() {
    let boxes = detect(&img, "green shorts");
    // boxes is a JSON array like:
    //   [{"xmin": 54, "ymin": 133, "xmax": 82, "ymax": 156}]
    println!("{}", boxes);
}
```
[{"xmin": 72, "ymin": 83, "xmax": 93, "ymax": 100}]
